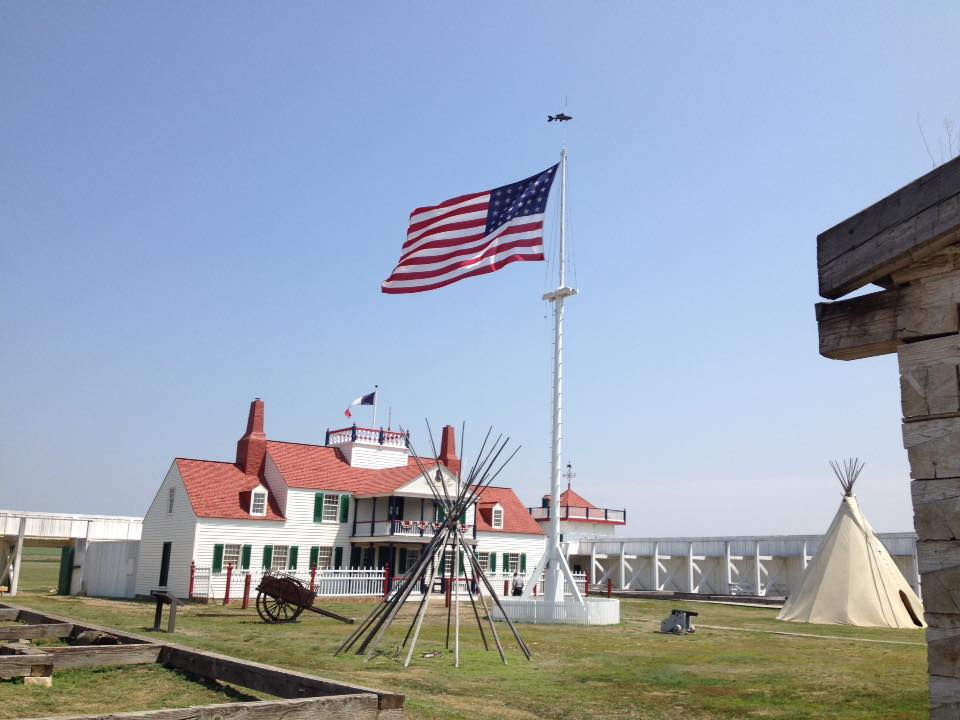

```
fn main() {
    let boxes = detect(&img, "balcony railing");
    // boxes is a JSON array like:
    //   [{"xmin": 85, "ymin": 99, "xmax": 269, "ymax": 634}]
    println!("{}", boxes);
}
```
[
  {"xmin": 527, "ymin": 505, "xmax": 626, "ymax": 524},
  {"xmin": 352, "ymin": 519, "xmax": 475, "ymax": 538},
  {"xmin": 325, "ymin": 425, "xmax": 409, "ymax": 448}
]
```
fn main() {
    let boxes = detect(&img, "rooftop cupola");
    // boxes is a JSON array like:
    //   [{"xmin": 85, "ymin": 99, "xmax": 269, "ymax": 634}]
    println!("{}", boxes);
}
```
[
  {"xmin": 236, "ymin": 398, "xmax": 267, "ymax": 477},
  {"xmin": 325, "ymin": 424, "xmax": 410, "ymax": 469}
]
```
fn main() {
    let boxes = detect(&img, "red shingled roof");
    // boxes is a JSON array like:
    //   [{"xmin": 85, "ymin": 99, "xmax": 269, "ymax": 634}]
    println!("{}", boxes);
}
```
[
  {"xmin": 266, "ymin": 441, "xmax": 439, "ymax": 495},
  {"xmin": 176, "ymin": 459, "xmax": 284, "ymax": 521},
  {"xmin": 560, "ymin": 488, "xmax": 597, "ymax": 509},
  {"xmin": 474, "ymin": 486, "xmax": 543, "ymax": 535}
]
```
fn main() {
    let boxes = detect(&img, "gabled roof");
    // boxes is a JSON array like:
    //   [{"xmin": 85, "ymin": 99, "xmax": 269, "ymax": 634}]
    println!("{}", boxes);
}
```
[
  {"xmin": 474, "ymin": 486, "xmax": 543, "ymax": 535},
  {"xmin": 559, "ymin": 488, "xmax": 596, "ymax": 509},
  {"xmin": 176, "ymin": 459, "xmax": 284, "ymax": 521},
  {"xmin": 266, "ymin": 441, "xmax": 438, "ymax": 496}
]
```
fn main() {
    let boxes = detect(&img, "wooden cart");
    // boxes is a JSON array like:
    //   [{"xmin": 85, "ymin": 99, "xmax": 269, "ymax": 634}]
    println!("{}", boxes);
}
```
[{"xmin": 255, "ymin": 573, "xmax": 354, "ymax": 624}]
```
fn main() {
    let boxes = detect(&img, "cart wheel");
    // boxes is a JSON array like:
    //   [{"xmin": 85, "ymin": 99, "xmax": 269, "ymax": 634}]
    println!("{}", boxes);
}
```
[{"xmin": 256, "ymin": 592, "xmax": 296, "ymax": 623}]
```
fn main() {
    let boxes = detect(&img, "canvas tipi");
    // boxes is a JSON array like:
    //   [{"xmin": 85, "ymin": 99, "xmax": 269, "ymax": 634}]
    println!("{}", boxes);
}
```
[{"xmin": 777, "ymin": 459, "xmax": 925, "ymax": 629}]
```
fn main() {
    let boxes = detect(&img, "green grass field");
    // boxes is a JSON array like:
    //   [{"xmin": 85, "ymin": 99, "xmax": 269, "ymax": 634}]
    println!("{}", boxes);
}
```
[{"xmin": 4, "ymin": 556, "xmax": 929, "ymax": 719}]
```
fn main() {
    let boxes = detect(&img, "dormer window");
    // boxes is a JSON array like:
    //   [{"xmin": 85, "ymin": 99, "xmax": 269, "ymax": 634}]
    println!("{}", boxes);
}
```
[
  {"xmin": 492, "ymin": 504, "xmax": 504, "ymax": 529},
  {"xmin": 251, "ymin": 489, "xmax": 267, "ymax": 516}
]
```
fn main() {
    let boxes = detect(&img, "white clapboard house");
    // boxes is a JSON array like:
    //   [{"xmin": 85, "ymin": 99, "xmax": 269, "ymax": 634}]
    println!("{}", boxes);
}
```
[{"xmin": 135, "ymin": 399, "xmax": 545, "ymax": 599}]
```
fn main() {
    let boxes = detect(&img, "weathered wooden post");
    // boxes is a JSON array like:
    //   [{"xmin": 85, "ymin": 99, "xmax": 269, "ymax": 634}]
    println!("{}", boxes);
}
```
[
  {"xmin": 223, "ymin": 564, "xmax": 233, "ymax": 606},
  {"xmin": 815, "ymin": 155, "xmax": 960, "ymax": 718},
  {"xmin": 607, "ymin": 578, "xmax": 613, "ymax": 598},
  {"xmin": 242, "ymin": 573, "xmax": 252, "ymax": 609},
  {"xmin": 188, "ymin": 561, "xmax": 195, "ymax": 600}
]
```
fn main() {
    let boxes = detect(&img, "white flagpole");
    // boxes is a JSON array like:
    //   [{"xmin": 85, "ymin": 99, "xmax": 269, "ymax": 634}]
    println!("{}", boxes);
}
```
[{"xmin": 540, "ymin": 147, "xmax": 581, "ymax": 606}]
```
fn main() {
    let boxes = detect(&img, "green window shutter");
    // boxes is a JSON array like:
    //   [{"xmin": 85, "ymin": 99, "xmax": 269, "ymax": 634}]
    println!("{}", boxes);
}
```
[
  {"xmin": 399, "ymin": 548, "xmax": 408, "ymax": 572},
  {"xmin": 212, "ymin": 544, "xmax": 224, "ymax": 573},
  {"xmin": 309, "ymin": 546, "xmax": 319, "ymax": 570},
  {"xmin": 503, "ymin": 552, "xmax": 510, "ymax": 572},
  {"xmin": 241, "ymin": 545, "xmax": 251, "ymax": 570},
  {"xmin": 350, "ymin": 546, "xmax": 361, "ymax": 568},
  {"xmin": 459, "ymin": 509, "xmax": 466, "ymax": 524},
  {"xmin": 490, "ymin": 552, "xmax": 496, "ymax": 572},
  {"xmin": 520, "ymin": 553, "xmax": 527, "ymax": 573},
  {"xmin": 334, "ymin": 546, "xmax": 343, "ymax": 569},
  {"xmin": 438, "ymin": 506, "xmax": 446, "ymax": 522},
  {"xmin": 339, "ymin": 495, "xmax": 350, "ymax": 523},
  {"xmin": 313, "ymin": 492, "xmax": 325, "ymax": 523},
  {"xmin": 288, "ymin": 546, "xmax": 298, "ymax": 570},
  {"xmin": 459, "ymin": 550, "xmax": 464, "ymax": 574},
  {"xmin": 262, "ymin": 545, "xmax": 273, "ymax": 570}
]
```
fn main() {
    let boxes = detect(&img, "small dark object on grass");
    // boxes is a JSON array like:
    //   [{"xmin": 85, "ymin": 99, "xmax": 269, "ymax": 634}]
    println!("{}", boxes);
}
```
[
  {"xmin": 422, "ymin": 651, "xmax": 442, "ymax": 658},
  {"xmin": 660, "ymin": 609, "xmax": 698, "ymax": 635}
]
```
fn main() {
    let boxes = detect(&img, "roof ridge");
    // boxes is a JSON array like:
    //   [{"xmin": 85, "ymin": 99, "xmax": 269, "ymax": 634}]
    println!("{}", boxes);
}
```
[
  {"xmin": 176, "ymin": 457, "xmax": 239, "ymax": 466},
  {"xmin": 266, "ymin": 439, "xmax": 329, "ymax": 449}
]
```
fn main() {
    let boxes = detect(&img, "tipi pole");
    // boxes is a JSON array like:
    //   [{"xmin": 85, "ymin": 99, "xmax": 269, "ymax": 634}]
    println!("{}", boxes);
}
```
[
  {"xmin": 454, "ymin": 527, "xmax": 462, "ymax": 667},
  {"xmin": 464, "ymin": 541, "xmax": 532, "ymax": 660},
  {"xmin": 402, "ymin": 547, "xmax": 443, "ymax": 667}
]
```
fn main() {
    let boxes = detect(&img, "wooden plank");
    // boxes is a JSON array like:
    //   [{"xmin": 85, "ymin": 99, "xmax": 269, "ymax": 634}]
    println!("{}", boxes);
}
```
[
  {"xmin": 817, "ymin": 272, "xmax": 960, "ymax": 361},
  {"xmin": 159, "ymin": 645, "xmax": 404, "ymax": 711},
  {"xmin": 0, "ymin": 622, "xmax": 72, "ymax": 641},
  {"xmin": 931, "ymin": 675, "xmax": 960, "ymax": 719},
  {"xmin": 903, "ymin": 417, "xmax": 960, "ymax": 480},
  {"xmin": 818, "ymin": 155, "xmax": 960, "ymax": 299},
  {"xmin": 17, "ymin": 694, "xmax": 381, "ymax": 720},
  {"xmin": 46, "ymin": 643, "xmax": 161, "ymax": 669},
  {"xmin": 0, "ymin": 608, "xmax": 19, "ymax": 622},
  {"xmin": 913, "ymin": 480, "xmax": 960, "ymax": 540},
  {"xmin": 0, "ymin": 652, "xmax": 54, "ymax": 680},
  {"xmin": 929, "ymin": 627, "xmax": 960, "ymax": 679}
]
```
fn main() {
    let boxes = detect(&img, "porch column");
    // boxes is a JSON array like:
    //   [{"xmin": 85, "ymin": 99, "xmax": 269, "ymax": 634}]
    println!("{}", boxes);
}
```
[
  {"xmin": 687, "ymin": 542, "xmax": 695, "ymax": 593},
  {"xmin": 753, "ymin": 540, "xmax": 762, "ymax": 596},
  {"xmin": 618, "ymin": 542, "xmax": 625, "ymax": 590},
  {"xmin": 724, "ymin": 541, "xmax": 732, "ymax": 594},
  {"xmin": 10, "ymin": 516, "xmax": 25, "ymax": 596},
  {"xmin": 652, "ymin": 542, "xmax": 660, "ymax": 591}
]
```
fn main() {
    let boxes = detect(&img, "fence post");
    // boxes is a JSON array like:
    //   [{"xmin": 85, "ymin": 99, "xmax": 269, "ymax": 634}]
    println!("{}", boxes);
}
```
[
  {"xmin": 607, "ymin": 577, "xmax": 613, "ymax": 598},
  {"xmin": 445, "ymin": 578, "xmax": 452, "ymax": 608},
  {"xmin": 224, "ymin": 564, "xmax": 233, "ymax": 605},
  {"xmin": 188, "ymin": 561, "xmax": 195, "ymax": 600},
  {"xmin": 310, "ymin": 565, "xmax": 317, "ymax": 592},
  {"xmin": 503, "ymin": 580, "xmax": 510, "ymax": 597},
  {"xmin": 383, "ymin": 563, "xmax": 391, "ymax": 598},
  {"xmin": 242, "ymin": 573, "xmax": 251, "ymax": 609}
]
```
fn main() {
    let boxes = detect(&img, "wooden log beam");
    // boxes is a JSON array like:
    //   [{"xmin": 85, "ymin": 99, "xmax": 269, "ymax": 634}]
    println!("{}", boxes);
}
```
[
  {"xmin": 818, "ymin": 155, "xmax": 960, "ymax": 299},
  {"xmin": 159, "ymin": 645, "xmax": 404, "ymax": 712},
  {"xmin": 46, "ymin": 643, "xmax": 161, "ymax": 669},
  {"xmin": 0, "ymin": 608, "xmax": 19, "ymax": 622},
  {"xmin": 0, "ymin": 646, "xmax": 54, "ymax": 680},
  {"xmin": 0, "ymin": 622, "xmax": 73, "ymax": 641},
  {"xmin": 17, "ymin": 694, "xmax": 381, "ymax": 720},
  {"xmin": 817, "ymin": 272, "xmax": 960, "ymax": 360}
]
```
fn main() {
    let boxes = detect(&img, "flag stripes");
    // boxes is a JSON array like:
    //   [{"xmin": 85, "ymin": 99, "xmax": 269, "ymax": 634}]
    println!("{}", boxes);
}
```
[{"xmin": 382, "ymin": 164, "xmax": 558, "ymax": 294}]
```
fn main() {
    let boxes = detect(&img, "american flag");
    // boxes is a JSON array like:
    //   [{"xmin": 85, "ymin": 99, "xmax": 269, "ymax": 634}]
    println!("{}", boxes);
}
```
[{"xmin": 381, "ymin": 163, "xmax": 559, "ymax": 294}]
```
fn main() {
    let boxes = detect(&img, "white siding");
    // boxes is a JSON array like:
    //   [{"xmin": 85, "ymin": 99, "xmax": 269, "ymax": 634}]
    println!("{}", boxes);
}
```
[
  {"xmin": 476, "ymin": 532, "xmax": 546, "ymax": 578},
  {"xmin": 134, "ymin": 463, "xmax": 198, "ymax": 598},
  {"xmin": 341, "ymin": 443, "xmax": 408, "ymax": 469},
  {"xmin": 262, "ymin": 454, "xmax": 288, "ymax": 515},
  {"xmin": 82, "ymin": 540, "xmax": 139, "ymax": 598}
]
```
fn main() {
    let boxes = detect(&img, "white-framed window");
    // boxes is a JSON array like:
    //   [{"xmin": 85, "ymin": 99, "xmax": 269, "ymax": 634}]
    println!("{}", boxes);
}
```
[
  {"xmin": 223, "ymin": 544, "xmax": 241, "ymax": 570},
  {"xmin": 403, "ymin": 549, "xmax": 420, "ymax": 573},
  {"xmin": 492, "ymin": 505, "xmax": 504, "ymax": 529},
  {"xmin": 504, "ymin": 553, "xmax": 520, "ymax": 573},
  {"xmin": 167, "ymin": 487, "xmax": 175, "ymax": 514},
  {"xmin": 271, "ymin": 545, "xmax": 289, "ymax": 571},
  {"xmin": 476, "ymin": 552, "xmax": 490, "ymax": 572},
  {"xmin": 251, "ymin": 490, "xmax": 267, "ymax": 516},
  {"xmin": 323, "ymin": 493, "xmax": 341, "ymax": 522},
  {"xmin": 316, "ymin": 546, "xmax": 333, "ymax": 570}
]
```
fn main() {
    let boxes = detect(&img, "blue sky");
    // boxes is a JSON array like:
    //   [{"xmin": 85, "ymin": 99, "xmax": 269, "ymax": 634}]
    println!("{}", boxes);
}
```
[{"xmin": 2, "ymin": 2, "xmax": 958, "ymax": 535}]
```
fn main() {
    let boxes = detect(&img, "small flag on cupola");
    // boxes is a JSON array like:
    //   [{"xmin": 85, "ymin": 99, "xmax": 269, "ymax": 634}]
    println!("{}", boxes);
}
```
[{"xmin": 344, "ymin": 389, "xmax": 377, "ymax": 418}]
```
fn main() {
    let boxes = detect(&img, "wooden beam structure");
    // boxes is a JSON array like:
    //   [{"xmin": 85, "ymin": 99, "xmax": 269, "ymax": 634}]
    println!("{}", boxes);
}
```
[
  {"xmin": 0, "ymin": 602, "xmax": 404, "ymax": 719},
  {"xmin": 815, "ymin": 155, "xmax": 960, "ymax": 718}
]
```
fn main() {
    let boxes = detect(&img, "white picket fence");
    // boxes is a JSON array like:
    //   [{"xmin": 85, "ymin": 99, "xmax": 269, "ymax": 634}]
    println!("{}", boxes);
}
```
[{"xmin": 191, "ymin": 565, "xmax": 587, "ymax": 603}]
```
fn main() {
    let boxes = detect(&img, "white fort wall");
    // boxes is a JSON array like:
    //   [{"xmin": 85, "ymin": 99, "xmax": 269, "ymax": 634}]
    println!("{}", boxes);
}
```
[{"xmin": 570, "ymin": 533, "xmax": 920, "ymax": 597}]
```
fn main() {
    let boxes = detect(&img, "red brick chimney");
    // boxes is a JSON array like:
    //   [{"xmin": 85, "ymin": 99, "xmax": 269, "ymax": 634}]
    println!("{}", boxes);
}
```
[
  {"xmin": 236, "ymin": 398, "xmax": 267, "ymax": 478},
  {"xmin": 439, "ymin": 425, "xmax": 460, "ymax": 475}
]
